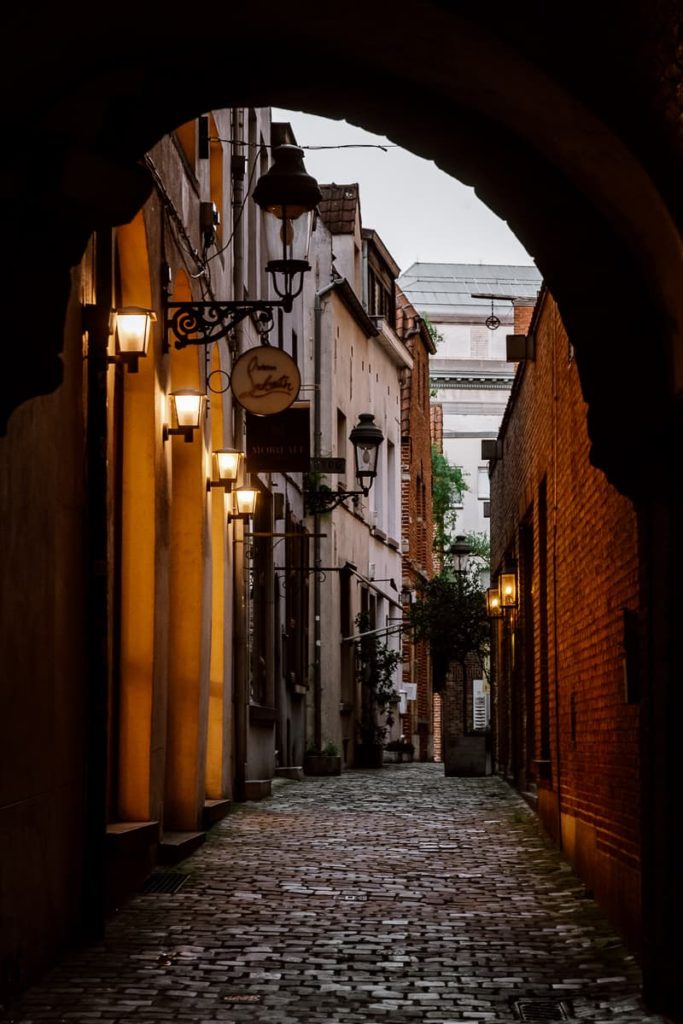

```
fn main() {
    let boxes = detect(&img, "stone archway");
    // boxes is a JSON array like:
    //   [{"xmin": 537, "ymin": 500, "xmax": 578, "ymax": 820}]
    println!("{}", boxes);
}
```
[{"xmin": 3, "ymin": 2, "xmax": 682, "ymax": 501}]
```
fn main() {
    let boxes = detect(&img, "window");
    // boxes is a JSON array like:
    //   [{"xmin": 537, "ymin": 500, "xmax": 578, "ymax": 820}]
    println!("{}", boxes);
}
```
[{"xmin": 477, "ymin": 466, "xmax": 490, "ymax": 500}]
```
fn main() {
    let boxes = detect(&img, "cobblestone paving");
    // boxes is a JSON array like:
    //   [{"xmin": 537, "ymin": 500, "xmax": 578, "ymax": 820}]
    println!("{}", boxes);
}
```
[{"xmin": 3, "ymin": 765, "xmax": 672, "ymax": 1024}]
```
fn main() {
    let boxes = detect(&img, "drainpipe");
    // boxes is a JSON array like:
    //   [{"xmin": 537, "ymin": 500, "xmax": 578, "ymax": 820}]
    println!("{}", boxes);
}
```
[
  {"xmin": 312, "ymin": 283, "xmax": 335, "ymax": 751},
  {"xmin": 313, "ymin": 289, "xmax": 323, "ymax": 751},
  {"xmin": 551, "ymin": 311, "xmax": 562, "ymax": 847},
  {"xmin": 232, "ymin": 109, "xmax": 248, "ymax": 801}
]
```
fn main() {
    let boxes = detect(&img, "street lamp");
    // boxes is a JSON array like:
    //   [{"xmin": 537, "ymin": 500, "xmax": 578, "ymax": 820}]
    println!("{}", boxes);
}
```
[
  {"xmin": 305, "ymin": 413, "xmax": 384, "ymax": 514},
  {"xmin": 450, "ymin": 535, "xmax": 473, "ymax": 573},
  {"xmin": 166, "ymin": 145, "xmax": 322, "ymax": 348},
  {"xmin": 228, "ymin": 487, "xmax": 259, "ymax": 524}
]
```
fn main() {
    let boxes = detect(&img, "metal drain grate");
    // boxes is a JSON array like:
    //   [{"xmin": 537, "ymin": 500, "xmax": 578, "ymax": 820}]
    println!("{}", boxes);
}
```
[
  {"xmin": 223, "ymin": 994, "xmax": 262, "ymax": 1004},
  {"xmin": 512, "ymin": 999, "xmax": 573, "ymax": 1021},
  {"xmin": 140, "ymin": 871, "xmax": 190, "ymax": 895}
]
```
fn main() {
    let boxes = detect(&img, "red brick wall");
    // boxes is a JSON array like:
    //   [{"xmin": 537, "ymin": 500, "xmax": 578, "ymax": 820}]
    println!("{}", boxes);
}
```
[
  {"xmin": 490, "ymin": 289, "xmax": 641, "ymax": 949},
  {"xmin": 396, "ymin": 289, "xmax": 435, "ymax": 759}
]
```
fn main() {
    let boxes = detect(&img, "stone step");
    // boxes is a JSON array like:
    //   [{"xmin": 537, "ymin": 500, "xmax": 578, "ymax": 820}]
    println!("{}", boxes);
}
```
[
  {"xmin": 202, "ymin": 799, "xmax": 231, "ymax": 828},
  {"xmin": 159, "ymin": 831, "xmax": 206, "ymax": 864}
]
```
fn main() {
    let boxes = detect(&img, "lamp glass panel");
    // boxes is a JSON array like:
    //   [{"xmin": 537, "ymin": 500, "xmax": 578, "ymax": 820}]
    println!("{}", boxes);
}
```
[
  {"xmin": 116, "ymin": 312, "xmax": 152, "ymax": 356},
  {"xmin": 172, "ymin": 390, "xmax": 203, "ymax": 428},
  {"xmin": 214, "ymin": 449, "xmax": 241, "ymax": 483},
  {"xmin": 499, "ymin": 571, "xmax": 517, "ymax": 607},
  {"xmin": 263, "ymin": 205, "xmax": 314, "ymax": 266},
  {"xmin": 234, "ymin": 488, "xmax": 258, "ymax": 516},
  {"xmin": 486, "ymin": 587, "xmax": 502, "ymax": 617}
]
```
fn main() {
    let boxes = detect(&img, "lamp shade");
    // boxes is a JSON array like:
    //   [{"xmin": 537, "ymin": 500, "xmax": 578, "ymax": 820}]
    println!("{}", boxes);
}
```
[
  {"xmin": 349, "ymin": 413, "xmax": 384, "ymax": 493},
  {"xmin": 170, "ymin": 389, "xmax": 204, "ymax": 429},
  {"xmin": 115, "ymin": 307, "xmax": 156, "ymax": 357},
  {"xmin": 233, "ymin": 488, "xmax": 258, "ymax": 517},
  {"xmin": 499, "ymin": 570, "xmax": 518, "ymax": 607},
  {"xmin": 213, "ymin": 448, "xmax": 242, "ymax": 485}
]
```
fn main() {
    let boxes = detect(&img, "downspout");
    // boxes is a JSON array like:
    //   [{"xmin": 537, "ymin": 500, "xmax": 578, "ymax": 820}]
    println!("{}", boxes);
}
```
[
  {"xmin": 312, "ymin": 283, "xmax": 335, "ymax": 751},
  {"xmin": 231, "ymin": 109, "xmax": 248, "ymax": 801},
  {"xmin": 551, "ymin": 310, "xmax": 563, "ymax": 847},
  {"xmin": 313, "ymin": 288, "xmax": 323, "ymax": 751}
]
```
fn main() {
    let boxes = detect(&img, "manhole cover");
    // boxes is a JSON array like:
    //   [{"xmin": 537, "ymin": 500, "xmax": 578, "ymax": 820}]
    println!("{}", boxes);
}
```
[
  {"xmin": 223, "ymin": 994, "xmax": 262, "ymax": 1003},
  {"xmin": 140, "ymin": 872, "xmax": 190, "ymax": 895},
  {"xmin": 512, "ymin": 999, "xmax": 573, "ymax": 1021}
]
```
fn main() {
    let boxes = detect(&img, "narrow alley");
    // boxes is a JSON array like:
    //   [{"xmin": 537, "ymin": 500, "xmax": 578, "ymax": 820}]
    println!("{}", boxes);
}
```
[{"xmin": 2, "ymin": 766, "xmax": 669, "ymax": 1024}]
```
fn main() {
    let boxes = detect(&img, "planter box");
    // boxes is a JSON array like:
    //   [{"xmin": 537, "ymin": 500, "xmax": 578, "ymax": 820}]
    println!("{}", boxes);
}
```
[
  {"xmin": 443, "ymin": 733, "xmax": 489, "ymax": 777},
  {"xmin": 303, "ymin": 754, "xmax": 342, "ymax": 776},
  {"xmin": 355, "ymin": 744, "xmax": 384, "ymax": 769}
]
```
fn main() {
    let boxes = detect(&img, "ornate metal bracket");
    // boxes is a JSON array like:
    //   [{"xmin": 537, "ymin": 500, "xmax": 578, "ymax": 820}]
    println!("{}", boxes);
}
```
[
  {"xmin": 304, "ymin": 484, "xmax": 366, "ymax": 515},
  {"xmin": 166, "ymin": 300, "xmax": 288, "ymax": 349}
]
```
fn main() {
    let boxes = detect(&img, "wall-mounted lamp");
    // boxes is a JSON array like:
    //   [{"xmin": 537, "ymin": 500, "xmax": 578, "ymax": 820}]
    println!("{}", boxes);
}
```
[
  {"xmin": 82, "ymin": 304, "xmax": 156, "ymax": 373},
  {"xmin": 163, "ymin": 389, "xmax": 205, "ymax": 443},
  {"xmin": 228, "ymin": 487, "xmax": 259, "ymax": 523},
  {"xmin": 498, "ymin": 566, "xmax": 518, "ymax": 608},
  {"xmin": 207, "ymin": 448, "xmax": 242, "ymax": 491},
  {"xmin": 305, "ymin": 413, "xmax": 385, "ymax": 514},
  {"xmin": 486, "ymin": 587, "xmax": 503, "ymax": 619},
  {"xmin": 166, "ymin": 145, "xmax": 321, "ymax": 348},
  {"xmin": 113, "ymin": 307, "xmax": 157, "ymax": 372}
]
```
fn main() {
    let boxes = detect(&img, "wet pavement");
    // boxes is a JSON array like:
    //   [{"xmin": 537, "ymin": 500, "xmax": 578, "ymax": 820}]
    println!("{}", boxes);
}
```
[{"xmin": 2, "ymin": 764, "xmax": 671, "ymax": 1023}]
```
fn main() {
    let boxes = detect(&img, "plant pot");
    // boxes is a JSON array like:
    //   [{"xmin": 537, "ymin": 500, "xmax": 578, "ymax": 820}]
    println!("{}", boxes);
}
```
[
  {"xmin": 355, "ymin": 744, "xmax": 384, "ymax": 769},
  {"xmin": 303, "ymin": 754, "xmax": 342, "ymax": 776}
]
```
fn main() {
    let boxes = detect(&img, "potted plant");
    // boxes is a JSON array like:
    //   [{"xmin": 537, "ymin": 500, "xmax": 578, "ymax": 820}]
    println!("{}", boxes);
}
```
[
  {"xmin": 354, "ymin": 611, "xmax": 402, "ymax": 768},
  {"xmin": 383, "ymin": 736, "xmax": 415, "ymax": 763},
  {"xmin": 303, "ymin": 739, "xmax": 342, "ymax": 776}
]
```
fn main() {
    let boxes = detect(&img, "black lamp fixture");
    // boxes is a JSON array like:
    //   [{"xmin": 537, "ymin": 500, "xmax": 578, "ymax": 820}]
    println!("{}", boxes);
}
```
[
  {"xmin": 306, "ymin": 413, "xmax": 384, "ymax": 514},
  {"xmin": 450, "ymin": 534, "xmax": 473, "ymax": 573},
  {"xmin": 82, "ymin": 304, "xmax": 156, "ymax": 373},
  {"xmin": 228, "ymin": 487, "xmax": 259, "ymax": 524},
  {"xmin": 166, "ymin": 145, "xmax": 322, "ymax": 348}
]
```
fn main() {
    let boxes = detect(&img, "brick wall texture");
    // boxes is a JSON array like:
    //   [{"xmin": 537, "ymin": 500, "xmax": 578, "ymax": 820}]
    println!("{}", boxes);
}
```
[
  {"xmin": 490, "ymin": 288, "xmax": 641, "ymax": 950},
  {"xmin": 396, "ymin": 289, "xmax": 435, "ymax": 759}
]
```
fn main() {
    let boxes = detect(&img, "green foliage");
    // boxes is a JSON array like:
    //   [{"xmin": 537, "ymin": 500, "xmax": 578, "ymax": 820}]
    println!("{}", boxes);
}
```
[
  {"xmin": 354, "ymin": 611, "xmax": 402, "ymax": 746},
  {"xmin": 422, "ymin": 314, "xmax": 444, "ymax": 348},
  {"xmin": 409, "ymin": 567, "xmax": 490, "ymax": 693},
  {"xmin": 464, "ymin": 531, "xmax": 491, "ymax": 567},
  {"xmin": 432, "ymin": 446, "xmax": 468, "ymax": 552}
]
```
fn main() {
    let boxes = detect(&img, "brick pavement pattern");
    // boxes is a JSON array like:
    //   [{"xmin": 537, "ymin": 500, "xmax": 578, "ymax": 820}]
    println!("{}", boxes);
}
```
[{"xmin": 2, "ymin": 765, "xmax": 671, "ymax": 1024}]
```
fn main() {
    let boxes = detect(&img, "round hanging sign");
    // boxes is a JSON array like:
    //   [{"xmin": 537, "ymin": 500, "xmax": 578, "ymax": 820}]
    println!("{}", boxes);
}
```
[{"xmin": 230, "ymin": 345, "xmax": 301, "ymax": 416}]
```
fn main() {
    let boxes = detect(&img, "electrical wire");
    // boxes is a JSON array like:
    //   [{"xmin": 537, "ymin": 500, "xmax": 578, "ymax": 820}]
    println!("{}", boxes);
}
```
[{"xmin": 210, "ymin": 137, "xmax": 397, "ymax": 152}]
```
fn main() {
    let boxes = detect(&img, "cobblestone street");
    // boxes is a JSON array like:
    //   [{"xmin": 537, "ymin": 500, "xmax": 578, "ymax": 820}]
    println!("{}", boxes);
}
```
[{"xmin": 3, "ymin": 765, "xmax": 671, "ymax": 1024}]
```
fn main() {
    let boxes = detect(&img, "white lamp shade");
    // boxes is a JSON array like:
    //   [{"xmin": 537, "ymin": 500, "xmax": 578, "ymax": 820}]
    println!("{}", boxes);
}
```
[
  {"xmin": 171, "ymin": 389, "xmax": 204, "ymax": 429},
  {"xmin": 115, "ymin": 308, "xmax": 156, "ymax": 356},
  {"xmin": 213, "ymin": 449, "xmax": 241, "ymax": 484},
  {"xmin": 234, "ymin": 488, "xmax": 258, "ymax": 517}
]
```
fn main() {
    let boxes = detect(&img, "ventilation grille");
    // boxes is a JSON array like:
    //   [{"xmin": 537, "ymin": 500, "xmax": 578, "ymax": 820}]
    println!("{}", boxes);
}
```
[
  {"xmin": 140, "ymin": 872, "xmax": 190, "ymax": 895},
  {"xmin": 512, "ymin": 999, "xmax": 573, "ymax": 1022}
]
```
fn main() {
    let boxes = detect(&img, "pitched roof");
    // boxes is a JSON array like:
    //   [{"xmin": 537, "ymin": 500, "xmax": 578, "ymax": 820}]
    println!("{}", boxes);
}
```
[
  {"xmin": 318, "ymin": 183, "xmax": 360, "ymax": 235},
  {"xmin": 398, "ymin": 262, "xmax": 542, "ymax": 318}
]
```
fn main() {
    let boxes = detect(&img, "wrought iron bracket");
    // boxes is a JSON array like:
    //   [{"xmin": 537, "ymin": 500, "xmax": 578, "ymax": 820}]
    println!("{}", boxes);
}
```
[
  {"xmin": 304, "ymin": 487, "xmax": 366, "ymax": 515},
  {"xmin": 166, "ymin": 299, "xmax": 289, "ymax": 349}
]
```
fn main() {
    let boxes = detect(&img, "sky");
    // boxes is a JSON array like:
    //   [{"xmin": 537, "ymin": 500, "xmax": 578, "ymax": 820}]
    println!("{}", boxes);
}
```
[{"xmin": 272, "ymin": 108, "xmax": 535, "ymax": 276}]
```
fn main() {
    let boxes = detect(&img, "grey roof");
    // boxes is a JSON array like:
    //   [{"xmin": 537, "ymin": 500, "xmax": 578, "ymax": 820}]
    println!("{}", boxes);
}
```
[{"xmin": 398, "ymin": 262, "xmax": 542, "ymax": 318}]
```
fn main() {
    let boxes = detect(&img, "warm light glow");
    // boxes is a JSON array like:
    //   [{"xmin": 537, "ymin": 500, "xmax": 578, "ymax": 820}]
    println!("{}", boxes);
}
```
[
  {"xmin": 486, "ymin": 587, "xmax": 503, "ymax": 618},
  {"xmin": 172, "ymin": 389, "xmax": 204, "ymax": 429},
  {"xmin": 116, "ymin": 308, "xmax": 156, "ymax": 356},
  {"xmin": 499, "ymin": 571, "xmax": 518, "ymax": 607},
  {"xmin": 213, "ymin": 449, "xmax": 241, "ymax": 485},
  {"xmin": 233, "ymin": 488, "xmax": 258, "ymax": 517}
]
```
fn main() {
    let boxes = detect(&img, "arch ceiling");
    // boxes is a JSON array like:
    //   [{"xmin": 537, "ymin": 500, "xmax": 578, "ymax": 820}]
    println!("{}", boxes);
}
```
[{"xmin": 2, "ymin": 0, "xmax": 682, "ymax": 497}]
